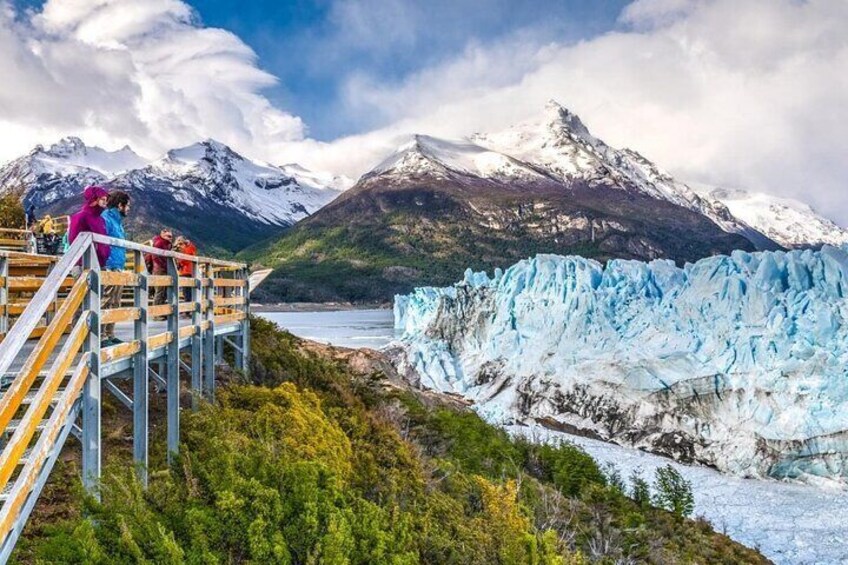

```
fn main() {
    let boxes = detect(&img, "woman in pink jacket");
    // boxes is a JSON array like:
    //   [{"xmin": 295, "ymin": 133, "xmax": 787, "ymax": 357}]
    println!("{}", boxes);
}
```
[{"xmin": 67, "ymin": 185, "xmax": 110, "ymax": 266}]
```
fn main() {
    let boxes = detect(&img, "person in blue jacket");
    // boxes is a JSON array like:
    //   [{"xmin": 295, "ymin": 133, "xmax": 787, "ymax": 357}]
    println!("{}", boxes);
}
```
[{"xmin": 101, "ymin": 190, "xmax": 131, "ymax": 345}]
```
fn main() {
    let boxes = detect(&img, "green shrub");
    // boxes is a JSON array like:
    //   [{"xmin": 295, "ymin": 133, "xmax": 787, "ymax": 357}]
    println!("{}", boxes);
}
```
[{"xmin": 530, "ymin": 442, "xmax": 606, "ymax": 498}]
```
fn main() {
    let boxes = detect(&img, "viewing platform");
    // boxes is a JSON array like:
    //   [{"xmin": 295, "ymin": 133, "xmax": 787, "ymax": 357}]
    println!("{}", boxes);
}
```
[{"xmin": 0, "ymin": 233, "xmax": 251, "ymax": 563}]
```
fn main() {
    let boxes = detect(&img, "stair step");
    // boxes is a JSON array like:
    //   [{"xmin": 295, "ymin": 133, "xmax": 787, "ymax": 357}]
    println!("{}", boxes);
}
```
[
  {"xmin": 0, "ymin": 482, "xmax": 12, "ymax": 504},
  {"xmin": 2, "ymin": 420, "xmax": 47, "ymax": 436},
  {"xmin": 2, "ymin": 373, "xmax": 75, "ymax": 395},
  {"xmin": 21, "ymin": 389, "xmax": 65, "ymax": 405},
  {"xmin": 0, "ymin": 448, "xmax": 35, "ymax": 505}
]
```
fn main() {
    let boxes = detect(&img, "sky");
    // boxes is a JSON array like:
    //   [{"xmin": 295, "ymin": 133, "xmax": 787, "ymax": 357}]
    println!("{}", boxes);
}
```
[{"xmin": 2, "ymin": 0, "xmax": 848, "ymax": 224}]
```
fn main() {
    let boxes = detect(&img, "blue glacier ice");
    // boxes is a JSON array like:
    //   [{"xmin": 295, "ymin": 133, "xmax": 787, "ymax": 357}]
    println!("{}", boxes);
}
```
[{"xmin": 393, "ymin": 246, "xmax": 848, "ymax": 480}]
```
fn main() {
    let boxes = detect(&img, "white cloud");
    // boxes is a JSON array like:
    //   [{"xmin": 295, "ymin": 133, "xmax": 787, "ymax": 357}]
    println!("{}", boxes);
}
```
[
  {"xmin": 1, "ymin": 0, "xmax": 846, "ymax": 225},
  {"xmin": 0, "ymin": 0, "xmax": 304, "ymax": 162},
  {"xmin": 294, "ymin": 0, "xmax": 848, "ymax": 224}
]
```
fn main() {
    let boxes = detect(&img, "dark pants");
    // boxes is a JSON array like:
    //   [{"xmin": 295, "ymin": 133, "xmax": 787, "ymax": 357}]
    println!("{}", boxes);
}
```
[
  {"xmin": 102, "ymin": 282, "xmax": 124, "ymax": 338},
  {"xmin": 153, "ymin": 267, "xmax": 168, "ymax": 307}
]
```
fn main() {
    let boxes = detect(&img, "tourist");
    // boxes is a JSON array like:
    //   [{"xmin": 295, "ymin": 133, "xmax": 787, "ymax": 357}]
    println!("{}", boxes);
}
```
[
  {"xmin": 25, "ymin": 204, "xmax": 36, "ymax": 228},
  {"xmin": 149, "ymin": 228, "xmax": 173, "ymax": 319},
  {"xmin": 101, "ymin": 191, "xmax": 131, "ymax": 345},
  {"xmin": 174, "ymin": 236, "xmax": 197, "ymax": 309},
  {"xmin": 68, "ymin": 185, "xmax": 110, "ymax": 267}
]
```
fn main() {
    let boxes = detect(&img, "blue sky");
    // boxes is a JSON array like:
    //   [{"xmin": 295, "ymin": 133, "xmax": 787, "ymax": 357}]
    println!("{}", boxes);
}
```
[{"xmin": 185, "ymin": 0, "xmax": 630, "ymax": 139}]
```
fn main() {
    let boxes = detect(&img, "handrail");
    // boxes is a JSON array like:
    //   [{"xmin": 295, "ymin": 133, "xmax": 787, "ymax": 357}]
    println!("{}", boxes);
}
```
[
  {"xmin": 0, "ymin": 234, "xmax": 93, "ymax": 378},
  {"xmin": 91, "ymin": 234, "xmax": 243, "ymax": 268}
]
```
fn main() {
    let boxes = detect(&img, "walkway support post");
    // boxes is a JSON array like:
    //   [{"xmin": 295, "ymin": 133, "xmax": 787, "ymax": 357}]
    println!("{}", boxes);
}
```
[
  {"xmin": 190, "ymin": 264, "xmax": 203, "ymax": 410},
  {"xmin": 237, "ymin": 267, "xmax": 250, "ymax": 376},
  {"xmin": 202, "ymin": 262, "xmax": 216, "ymax": 401},
  {"xmin": 0, "ymin": 257, "xmax": 8, "ymax": 334},
  {"xmin": 81, "ymin": 246, "xmax": 101, "ymax": 496},
  {"xmin": 132, "ymin": 250, "xmax": 149, "ymax": 486},
  {"xmin": 166, "ymin": 258, "xmax": 180, "ymax": 463}
]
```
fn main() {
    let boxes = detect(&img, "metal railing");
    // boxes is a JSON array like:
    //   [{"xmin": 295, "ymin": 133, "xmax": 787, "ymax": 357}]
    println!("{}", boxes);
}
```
[{"xmin": 0, "ymin": 233, "xmax": 251, "ymax": 563}]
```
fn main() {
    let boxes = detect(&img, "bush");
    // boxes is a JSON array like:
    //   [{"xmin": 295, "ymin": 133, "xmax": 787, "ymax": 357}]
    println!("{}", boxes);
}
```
[{"xmin": 531, "ymin": 442, "xmax": 606, "ymax": 498}]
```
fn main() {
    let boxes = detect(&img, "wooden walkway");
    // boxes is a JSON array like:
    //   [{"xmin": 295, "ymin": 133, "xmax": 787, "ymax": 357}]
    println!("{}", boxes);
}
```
[{"xmin": 0, "ymin": 234, "xmax": 251, "ymax": 563}]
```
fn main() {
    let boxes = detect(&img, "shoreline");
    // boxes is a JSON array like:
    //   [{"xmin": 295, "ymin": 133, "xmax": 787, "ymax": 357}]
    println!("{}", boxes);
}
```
[{"xmin": 251, "ymin": 302, "xmax": 392, "ymax": 313}]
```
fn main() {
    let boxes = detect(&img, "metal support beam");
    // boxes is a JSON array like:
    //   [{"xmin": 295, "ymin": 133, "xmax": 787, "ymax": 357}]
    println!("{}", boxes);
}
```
[
  {"xmin": 202, "ymin": 263, "xmax": 216, "ymax": 402},
  {"xmin": 240, "ymin": 268, "xmax": 250, "ymax": 377},
  {"xmin": 0, "ymin": 257, "xmax": 8, "ymax": 334},
  {"xmin": 149, "ymin": 366, "xmax": 166, "ymax": 390},
  {"xmin": 190, "ymin": 271, "xmax": 202, "ymax": 410},
  {"xmin": 132, "ymin": 250, "xmax": 149, "ymax": 486},
  {"xmin": 223, "ymin": 336, "xmax": 243, "ymax": 354},
  {"xmin": 81, "ymin": 249, "xmax": 101, "ymax": 496},
  {"xmin": 166, "ymin": 258, "xmax": 180, "ymax": 463},
  {"xmin": 215, "ymin": 336, "xmax": 223, "ymax": 365},
  {"xmin": 104, "ymin": 379, "xmax": 133, "ymax": 410}
]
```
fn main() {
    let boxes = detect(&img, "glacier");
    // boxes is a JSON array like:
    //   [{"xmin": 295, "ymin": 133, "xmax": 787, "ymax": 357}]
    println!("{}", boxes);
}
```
[{"xmin": 393, "ymin": 247, "xmax": 848, "ymax": 480}]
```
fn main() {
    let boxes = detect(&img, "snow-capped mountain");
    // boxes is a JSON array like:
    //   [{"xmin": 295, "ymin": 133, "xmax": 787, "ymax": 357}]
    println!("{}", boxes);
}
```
[
  {"xmin": 393, "ymin": 248, "xmax": 848, "ymax": 481},
  {"xmin": 470, "ymin": 101, "xmax": 770, "ymax": 241},
  {"xmin": 0, "ymin": 137, "xmax": 342, "ymax": 251},
  {"xmin": 113, "ymin": 139, "xmax": 341, "ymax": 226},
  {"xmin": 250, "ymin": 101, "xmax": 767, "ymax": 302},
  {"xmin": 364, "ymin": 101, "xmax": 848, "ymax": 252},
  {"xmin": 361, "ymin": 102, "xmax": 778, "ymax": 249},
  {"xmin": 694, "ymin": 186, "xmax": 848, "ymax": 249},
  {"xmin": 0, "ymin": 137, "xmax": 145, "ymax": 207},
  {"xmin": 367, "ymin": 134, "xmax": 556, "ymax": 185}
]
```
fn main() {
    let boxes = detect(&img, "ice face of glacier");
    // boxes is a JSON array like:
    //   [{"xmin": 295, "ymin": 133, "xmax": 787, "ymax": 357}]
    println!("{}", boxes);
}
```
[{"xmin": 393, "ymin": 248, "xmax": 848, "ymax": 480}]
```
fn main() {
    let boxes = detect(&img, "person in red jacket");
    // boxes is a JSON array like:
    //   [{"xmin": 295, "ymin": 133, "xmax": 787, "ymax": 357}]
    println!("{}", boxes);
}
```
[
  {"xmin": 67, "ymin": 185, "xmax": 110, "ymax": 266},
  {"xmin": 148, "ymin": 228, "xmax": 173, "ymax": 317},
  {"xmin": 174, "ymin": 236, "xmax": 197, "ymax": 311},
  {"xmin": 174, "ymin": 236, "xmax": 197, "ymax": 277}
]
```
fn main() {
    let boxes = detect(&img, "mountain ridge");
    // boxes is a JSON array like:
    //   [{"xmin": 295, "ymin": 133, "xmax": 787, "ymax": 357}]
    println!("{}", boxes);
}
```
[{"xmin": 0, "ymin": 137, "xmax": 343, "ymax": 253}]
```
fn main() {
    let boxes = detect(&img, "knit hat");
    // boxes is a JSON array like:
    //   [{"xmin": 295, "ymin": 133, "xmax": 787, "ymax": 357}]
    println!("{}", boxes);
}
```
[{"xmin": 83, "ymin": 185, "xmax": 109, "ymax": 203}]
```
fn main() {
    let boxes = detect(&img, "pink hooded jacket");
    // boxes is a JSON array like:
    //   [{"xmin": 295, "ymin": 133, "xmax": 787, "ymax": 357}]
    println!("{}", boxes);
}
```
[{"xmin": 68, "ymin": 185, "xmax": 111, "ymax": 266}]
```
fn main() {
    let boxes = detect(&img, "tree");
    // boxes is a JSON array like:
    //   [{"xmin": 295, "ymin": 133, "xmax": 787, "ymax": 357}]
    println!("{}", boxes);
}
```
[
  {"xmin": 629, "ymin": 469, "xmax": 651, "ymax": 508},
  {"xmin": 0, "ymin": 194, "xmax": 25, "ymax": 229},
  {"xmin": 652, "ymin": 465, "xmax": 694, "ymax": 518}
]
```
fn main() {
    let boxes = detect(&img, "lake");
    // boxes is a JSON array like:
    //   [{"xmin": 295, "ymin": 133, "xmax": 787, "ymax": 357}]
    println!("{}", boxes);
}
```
[{"xmin": 257, "ymin": 308, "xmax": 397, "ymax": 349}]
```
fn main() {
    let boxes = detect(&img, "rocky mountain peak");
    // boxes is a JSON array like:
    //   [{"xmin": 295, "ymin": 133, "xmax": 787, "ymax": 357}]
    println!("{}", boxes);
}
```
[
  {"xmin": 544, "ymin": 99, "xmax": 593, "ymax": 142},
  {"xmin": 45, "ymin": 136, "xmax": 87, "ymax": 157},
  {"xmin": 164, "ymin": 138, "xmax": 244, "ymax": 167}
]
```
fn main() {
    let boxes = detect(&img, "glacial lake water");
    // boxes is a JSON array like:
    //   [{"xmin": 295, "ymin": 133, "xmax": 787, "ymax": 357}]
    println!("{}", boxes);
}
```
[{"xmin": 257, "ymin": 308, "xmax": 397, "ymax": 349}]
